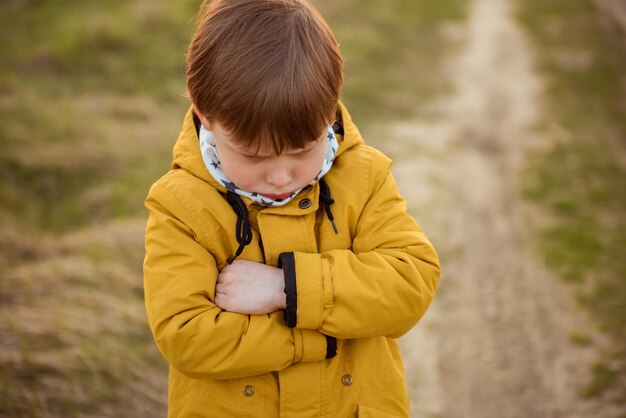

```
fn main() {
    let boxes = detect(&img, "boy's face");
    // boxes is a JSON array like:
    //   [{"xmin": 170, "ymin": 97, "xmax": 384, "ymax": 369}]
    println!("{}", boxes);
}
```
[{"xmin": 201, "ymin": 118, "xmax": 328, "ymax": 200}]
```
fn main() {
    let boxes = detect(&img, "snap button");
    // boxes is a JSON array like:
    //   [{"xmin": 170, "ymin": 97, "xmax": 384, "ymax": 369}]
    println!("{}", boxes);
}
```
[
  {"xmin": 242, "ymin": 385, "xmax": 255, "ymax": 397},
  {"xmin": 341, "ymin": 374, "xmax": 353, "ymax": 386},
  {"xmin": 298, "ymin": 198, "xmax": 312, "ymax": 209}
]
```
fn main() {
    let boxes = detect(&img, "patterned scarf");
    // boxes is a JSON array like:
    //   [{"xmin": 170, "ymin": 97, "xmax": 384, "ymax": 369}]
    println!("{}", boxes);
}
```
[{"xmin": 199, "ymin": 125, "xmax": 338, "ymax": 207}]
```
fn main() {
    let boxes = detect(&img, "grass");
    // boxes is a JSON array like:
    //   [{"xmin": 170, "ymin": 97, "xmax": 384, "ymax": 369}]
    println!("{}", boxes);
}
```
[
  {"xmin": 0, "ymin": 1, "xmax": 197, "ymax": 415},
  {"xmin": 0, "ymin": 220, "xmax": 167, "ymax": 417},
  {"xmin": 569, "ymin": 332, "xmax": 593, "ymax": 347},
  {"xmin": 0, "ymin": 0, "xmax": 197, "ymax": 232},
  {"xmin": 313, "ymin": 0, "xmax": 466, "ymax": 123},
  {"xmin": 516, "ymin": 0, "xmax": 626, "ymax": 401},
  {"xmin": 0, "ymin": 0, "xmax": 467, "ymax": 416},
  {"xmin": 585, "ymin": 362, "xmax": 619, "ymax": 398}
]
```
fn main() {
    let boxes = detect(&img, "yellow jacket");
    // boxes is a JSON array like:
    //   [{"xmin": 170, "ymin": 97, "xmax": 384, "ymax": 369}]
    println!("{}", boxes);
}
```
[{"xmin": 144, "ymin": 103, "xmax": 440, "ymax": 417}]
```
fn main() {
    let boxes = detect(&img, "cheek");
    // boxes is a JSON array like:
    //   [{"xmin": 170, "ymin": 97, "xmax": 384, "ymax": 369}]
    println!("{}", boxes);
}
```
[
  {"xmin": 214, "ymin": 142, "xmax": 259, "ymax": 189},
  {"xmin": 222, "ymin": 163, "xmax": 258, "ymax": 189},
  {"xmin": 302, "ymin": 159, "xmax": 322, "ymax": 180},
  {"xmin": 301, "ymin": 146, "xmax": 327, "ymax": 179}
]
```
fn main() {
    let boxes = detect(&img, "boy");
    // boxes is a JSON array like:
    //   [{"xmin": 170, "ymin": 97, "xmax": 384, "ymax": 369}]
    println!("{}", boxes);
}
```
[{"xmin": 143, "ymin": 0, "xmax": 440, "ymax": 417}]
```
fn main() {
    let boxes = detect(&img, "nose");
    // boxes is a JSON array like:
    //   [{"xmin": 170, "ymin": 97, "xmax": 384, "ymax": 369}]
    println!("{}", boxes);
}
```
[{"xmin": 266, "ymin": 165, "xmax": 292, "ymax": 188}]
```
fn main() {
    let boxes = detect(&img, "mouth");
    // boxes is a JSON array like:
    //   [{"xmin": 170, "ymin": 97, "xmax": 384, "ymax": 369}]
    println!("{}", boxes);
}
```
[{"xmin": 262, "ymin": 192, "xmax": 293, "ymax": 200}]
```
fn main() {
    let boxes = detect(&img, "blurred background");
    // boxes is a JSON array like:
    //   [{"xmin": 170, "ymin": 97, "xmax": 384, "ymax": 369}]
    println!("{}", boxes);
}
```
[{"xmin": 0, "ymin": 0, "xmax": 624, "ymax": 417}]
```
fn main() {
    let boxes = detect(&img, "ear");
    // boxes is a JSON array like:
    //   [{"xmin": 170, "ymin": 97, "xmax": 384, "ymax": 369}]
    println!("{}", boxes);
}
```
[{"xmin": 191, "ymin": 103, "xmax": 212, "ymax": 131}]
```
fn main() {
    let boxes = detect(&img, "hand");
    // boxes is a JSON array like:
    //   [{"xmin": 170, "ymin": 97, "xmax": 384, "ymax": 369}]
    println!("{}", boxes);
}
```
[{"xmin": 215, "ymin": 260, "xmax": 287, "ymax": 315}]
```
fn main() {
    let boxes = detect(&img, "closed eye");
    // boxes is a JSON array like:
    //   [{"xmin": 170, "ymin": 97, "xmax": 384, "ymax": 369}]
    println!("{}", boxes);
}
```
[
  {"xmin": 293, "ymin": 148, "xmax": 314, "ymax": 158},
  {"xmin": 240, "ymin": 153, "xmax": 267, "ymax": 161}
]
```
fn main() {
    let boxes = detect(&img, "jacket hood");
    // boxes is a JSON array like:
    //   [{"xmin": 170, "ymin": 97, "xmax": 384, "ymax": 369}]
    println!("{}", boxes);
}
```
[{"xmin": 171, "ymin": 101, "xmax": 365, "ymax": 191}]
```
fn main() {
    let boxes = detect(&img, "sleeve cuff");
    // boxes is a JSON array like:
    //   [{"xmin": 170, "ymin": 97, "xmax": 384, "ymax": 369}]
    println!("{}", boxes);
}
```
[
  {"xmin": 279, "ymin": 252, "xmax": 329, "ymax": 330},
  {"xmin": 293, "ymin": 329, "xmax": 334, "ymax": 363},
  {"xmin": 326, "ymin": 336, "xmax": 337, "ymax": 359},
  {"xmin": 278, "ymin": 252, "xmax": 297, "ymax": 328}
]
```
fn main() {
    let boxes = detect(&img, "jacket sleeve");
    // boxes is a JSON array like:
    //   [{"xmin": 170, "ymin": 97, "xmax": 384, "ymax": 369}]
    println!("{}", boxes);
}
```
[
  {"xmin": 143, "ymin": 181, "xmax": 330, "ymax": 381},
  {"xmin": 280, "ymin": 160, "xmax": 440, "ymax": 340}
]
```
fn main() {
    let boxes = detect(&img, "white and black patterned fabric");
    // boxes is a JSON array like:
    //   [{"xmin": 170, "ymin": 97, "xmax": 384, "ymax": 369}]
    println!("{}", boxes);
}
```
[{"xmin": 199, "ymin": 125, "xmax": 339, "ymax": 206}]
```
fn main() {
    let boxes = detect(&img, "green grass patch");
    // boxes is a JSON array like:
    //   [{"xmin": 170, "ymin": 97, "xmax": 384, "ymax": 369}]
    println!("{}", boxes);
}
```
[
  {"xmin": 584, "ymin": 362, "xmax": 619, "ymax": 398},
  {"xmin": 0, "ymin": 0, "xmax": 199, "ymax": 97},
  {"xmin": 569, "ymin": 332, "xmax": 593, "ymax": 347},
  {"xmin": 516, "ymin": 0, "xmax": 626, "ymax": 398},
  {"xmin": 0, "ymin": 0, "xmax": 195, "ymax": 232},
  {"xmin": 314, "ymin": 0, "xmax": 467, "ymax": 123}
]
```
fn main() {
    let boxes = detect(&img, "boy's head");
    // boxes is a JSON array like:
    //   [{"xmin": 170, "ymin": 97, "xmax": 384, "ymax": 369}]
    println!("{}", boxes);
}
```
[{"xmin": 186, "ymin": 0, "xmax": 343, "ymax": 154}]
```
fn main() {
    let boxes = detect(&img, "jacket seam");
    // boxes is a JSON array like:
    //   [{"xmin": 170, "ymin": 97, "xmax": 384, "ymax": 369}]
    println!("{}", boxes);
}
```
[
  {"xmin": 154, "ymin": 177, "xmax": 215, "ymax": 254},
  {"xmin": 353, "ymin": 147, "xmax": 391, "ymax": 232}
]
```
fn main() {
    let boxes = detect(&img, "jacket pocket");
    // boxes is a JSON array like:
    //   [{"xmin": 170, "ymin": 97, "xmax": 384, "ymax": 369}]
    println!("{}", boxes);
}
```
[
  {"xmin": 357, "ymin": 404, "xmax": 404, "ymax": 418},
  {"xmin": 170, "ymin": 368, "xmax": 268, "ymax": 411}
]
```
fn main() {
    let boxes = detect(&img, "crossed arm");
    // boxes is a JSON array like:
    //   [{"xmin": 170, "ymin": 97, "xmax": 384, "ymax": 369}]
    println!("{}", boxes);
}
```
[
  {"xmin": 215, "ymin": 168, "xmax": 440, "ymax": 340},
  {"xmin": 144, "ymin": 168, "xmax": 439, "ymax": 379}
]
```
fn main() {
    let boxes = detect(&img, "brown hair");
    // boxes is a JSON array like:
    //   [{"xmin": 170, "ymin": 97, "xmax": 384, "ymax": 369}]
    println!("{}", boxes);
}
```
[{"xmin": 186, "ymin": 0, "xmax": 343, "ymax": 154}]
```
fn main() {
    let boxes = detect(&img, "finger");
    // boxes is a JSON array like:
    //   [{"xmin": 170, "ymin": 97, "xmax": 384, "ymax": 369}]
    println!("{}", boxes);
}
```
[
  {"xmin": 219, "ymin": 264, "xmax": 231, "ymax": 275},
  {"xmin": 215, "ymin": 282, "xmax": 226, "ymax": 294},
  {"xmin": 216, "ymin": 277, "xmax": 233, "ymax": 291},
  {"xmin": 214, "ymin": 292, "xmax": 228, "ymax": 309},
  {"xmin": 216, "ymin": 271, "xmax": 231, "ymax": 285}
]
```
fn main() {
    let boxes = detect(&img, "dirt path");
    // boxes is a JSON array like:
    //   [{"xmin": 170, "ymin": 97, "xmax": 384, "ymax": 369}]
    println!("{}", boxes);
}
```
[
  {"xmin": 376, "ymin": 0, "xmax": 621, "ymax": 417},
  {"xmin": 594, "ymin": 0, "xmax": 626, "ymax": 33}
]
